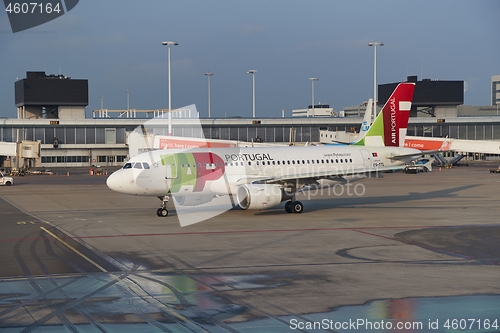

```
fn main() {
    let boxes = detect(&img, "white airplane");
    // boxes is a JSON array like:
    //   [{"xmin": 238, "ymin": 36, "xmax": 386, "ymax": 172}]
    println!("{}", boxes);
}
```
[
  {"xmin": 324, "ymin": 98, "xmax": 373, "ymax": 145},
  {"xmin": 107, "ymin": 83, "xmax": 421, "ymax": 218}
]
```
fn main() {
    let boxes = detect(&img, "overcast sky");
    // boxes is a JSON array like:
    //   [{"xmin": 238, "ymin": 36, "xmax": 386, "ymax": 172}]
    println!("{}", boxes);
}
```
[{"xmin": 1, "ymin": 0, "xmax": 499, "ymax": 119}]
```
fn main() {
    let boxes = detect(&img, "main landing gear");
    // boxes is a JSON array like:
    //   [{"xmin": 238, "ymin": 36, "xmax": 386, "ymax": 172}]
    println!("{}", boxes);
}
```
[
  {"xmin": 284, "ymin": 200, "xmax": 303, "ymax": 214},
  {"xmin": 157, "ymin": 196, "xmax": 169, "ymax": 217}
]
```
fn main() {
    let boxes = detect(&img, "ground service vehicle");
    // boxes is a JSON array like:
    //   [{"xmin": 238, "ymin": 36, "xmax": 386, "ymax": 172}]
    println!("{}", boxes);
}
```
[{"xmin": 0, "ymin": 171, "xmax": 14, "ymax": 186}]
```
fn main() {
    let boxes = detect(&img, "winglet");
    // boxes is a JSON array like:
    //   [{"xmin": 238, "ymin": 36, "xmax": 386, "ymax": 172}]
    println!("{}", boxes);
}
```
[
  {"xmin": 354, "ymin": 82, "xmax": 415, "ymax": 147},
  {"xmin": 438, "ymin": 136, "xmax": 450, "ymax": 151}
]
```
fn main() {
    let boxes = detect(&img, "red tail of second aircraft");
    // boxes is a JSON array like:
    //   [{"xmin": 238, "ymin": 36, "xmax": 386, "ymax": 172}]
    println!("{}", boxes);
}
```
[{"xmin": 355, "ymin": 82, "xmax": 415, "ymax": 147}]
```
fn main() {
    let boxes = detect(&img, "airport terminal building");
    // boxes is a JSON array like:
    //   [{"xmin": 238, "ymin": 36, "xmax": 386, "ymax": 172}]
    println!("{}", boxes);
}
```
[{"xmin": 1, "ymin": 72, "xmax": 500, "ymax": 169}]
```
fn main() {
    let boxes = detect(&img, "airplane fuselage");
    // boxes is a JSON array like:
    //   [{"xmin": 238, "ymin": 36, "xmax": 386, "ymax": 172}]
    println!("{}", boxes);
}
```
[{"xmin": 106, "ymin": 145, "xmax": 420, "ymax": 197}]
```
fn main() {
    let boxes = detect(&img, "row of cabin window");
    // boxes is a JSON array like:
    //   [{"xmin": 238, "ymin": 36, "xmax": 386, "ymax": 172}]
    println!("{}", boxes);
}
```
[
  {"xmin": 177, "ymin": 158, "xmax": 354, "ymax": 169},
  {"xmin": 125, "ymin": 158, "xmax": 354, "ymax": 170},
  {"xmin": 253, "ymin": 158, "xmax": 353, "ymax": 166}
]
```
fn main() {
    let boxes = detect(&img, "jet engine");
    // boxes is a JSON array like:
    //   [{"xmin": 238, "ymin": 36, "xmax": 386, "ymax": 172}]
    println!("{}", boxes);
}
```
[
  {"xmin": 236, "ymin": 184, "xmax": 288, "ymax": 210},
  {"xmin": 173, "ymin": 195, "xmax": 214, "ymax": 206}
]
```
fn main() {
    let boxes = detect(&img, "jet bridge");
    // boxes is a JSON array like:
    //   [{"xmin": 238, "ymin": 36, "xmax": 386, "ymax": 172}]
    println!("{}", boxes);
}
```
[{"xmin": 0, "ymin": 141, "xmax": 41, "ymax": 170}]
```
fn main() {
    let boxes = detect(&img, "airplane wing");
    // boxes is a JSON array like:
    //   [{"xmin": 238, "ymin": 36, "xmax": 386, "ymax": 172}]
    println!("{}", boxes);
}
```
[
  {"xmin": 250, "ymin": 165, "xmax": 401, "ymax": 185},
  {"xmin": 392, "ymin": 137, "xmax": 450, "ymax": 160},
  {"xmin": 386, "ymin": 145, "xmax": 447, "ymax": 161}
]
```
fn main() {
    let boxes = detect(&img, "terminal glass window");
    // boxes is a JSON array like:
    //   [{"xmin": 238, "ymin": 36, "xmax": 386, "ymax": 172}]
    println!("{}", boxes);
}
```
[
  {"xmin": 406, "ymin": 125, "xmax": 415, "ymax": 136},
  {"xmin": 3, "ymin": 128, "xmax": 13, "ymax": 142},
  {"xmin": 76, "ymin": 128, "xmax": 85, "ymax": 144},
  {"xmin": 230, "ymin": 127, "xmax": 239, "ymax": 141},
  {"xmin": 301, "ymin": 126, "xmax": 312, "ymax": 142},
  {"xmin": 248, "ymin": 128, "xmax": 257, "ymax": 142},
  {"xmin": 493, "ymin": 125, "xmax": 500, "ymax": 140},
  {"xmin": 211, "ymin": 127, "xmax": 220, "ymax": 139},
  {"xmin": 173, "ymin": 127, "xmax": 183, "ymax": 137},
  {"xmin": 202, "ymin": 127, "xmax": 211, "ymax": 140},
  {"xmin": 267, "ymin": 127, "xmax": 276, "ymax": 142},
  {"xmin": 116, "ymin": 128, "xmax": 126, "ymax": 144},
  {"xmin": 423, "ymin": 126, "xmax": 433, "ymax": 137},
  {"xmin": 458, "ymin": 125, "xmax": 467, "ymax": 140},
  {"xmin": 183, "ymin": 127, "xmax": 193, "ymax": 137},
  {"xmin": 449, "ymin": 126, "xmax": 458, "ymax": 139},
  {"xmin": 440, "ymin": 125, "xmax": 449, "ymax": 138},
  {"xmin": 277, "ymin": 127, "xmax": 285, "ymax": 143},
  {"xmin": 86, "ymin": 128, "xmax": 95, "ymax": 144},
  {"xmin": 220, "ymin": 127, "xmax": 229, "ymax": 140},
  {"xmin": 257, "ymin": 127, "xmax": 265, "ymax": 142},
  {"xmin": 475, "ymin": 125, "xmax": 484, "ymax": 140},
  {"xmin": 192, "ymin": 127, "xmax": 203, "ymax": 138},
  {"xmin": 283, "ymin": 128, "xmax": 291, "ymax": 143},
  {"xmin": 55, "ymin": 127, "xmax": 65, "ymax": 143},
  {"xmin": 24, "ymin": 128, "xmax": 34, "ymax": 141},
  {"xmin": 34, "ymin": 128, "xmax": 44, "ymax": 143},
  {"xmin": 152, "ymin": 126, "xmax": 164, "ymax": 136},
  {"xmin": 96, "ymin": 128, "xmax": 105, "ymax": 144},
  {"xmin": 66, "ymin": 127, "xmax": 76, "ymax": 144},
  {"xmin": 45, "ymin": 128, "xmax": 56, "ymax": 144},
  {"xmin": 485, "ymin": 125, "xmax": 493, "ymax": 140}
]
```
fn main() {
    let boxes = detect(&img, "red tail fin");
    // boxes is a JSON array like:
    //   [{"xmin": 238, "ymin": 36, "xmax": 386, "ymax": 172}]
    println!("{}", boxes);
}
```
[{"xmin": 381, "ymin": 83, "xmax": 415, "ymax": 147}]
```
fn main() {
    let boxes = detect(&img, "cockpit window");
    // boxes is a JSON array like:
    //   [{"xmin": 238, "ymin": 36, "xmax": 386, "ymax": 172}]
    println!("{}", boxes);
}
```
[
  {"xmin": 133, "ymin": 163, "xmax": 143, "ymax": 169},
  {"xmin": 142, "ymin": 162, "xmax": 150, "ymax": 169},
  {"xmin": 123, "ymin": 163, "xmax": 133, "ymax": 169}
]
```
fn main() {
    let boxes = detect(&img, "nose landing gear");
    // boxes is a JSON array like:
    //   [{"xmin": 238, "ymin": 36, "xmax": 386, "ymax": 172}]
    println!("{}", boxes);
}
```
[{"xmin": 157, "ymin": 196, "xmax": 169, "ymax": 217}]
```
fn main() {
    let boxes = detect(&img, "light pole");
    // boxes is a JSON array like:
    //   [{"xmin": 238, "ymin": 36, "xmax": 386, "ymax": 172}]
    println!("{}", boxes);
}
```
[
  {"xmin": 125, "ymin": 90, "xmax": 130, "ymax": 110},
  {"xmin": 247, "ymin": 70, "xmax": 258, "ymax": 118},
  {"xmin": 368, "ymin": 42, "xmax": 383, "ymax": 120},
  {"xmin": 100, "ymin": 95, "xmax": 104, "ymax": 110},
  {"xmin": 309, "ymin": 78, "xmax": 318, "ymax": 117},
  {"xmin": 162, "ymin": 41, "xmax": 178, "ymax": 135},
  {"xmin": 205, "ymin": 72, "xmax": 213, "ymax": 118}
]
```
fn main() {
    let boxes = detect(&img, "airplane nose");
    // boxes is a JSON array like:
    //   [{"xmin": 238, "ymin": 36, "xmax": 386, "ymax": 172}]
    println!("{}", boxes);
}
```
[{"xmin": 106, "ymin": 171, "xmax": 122, "ymax": 192}]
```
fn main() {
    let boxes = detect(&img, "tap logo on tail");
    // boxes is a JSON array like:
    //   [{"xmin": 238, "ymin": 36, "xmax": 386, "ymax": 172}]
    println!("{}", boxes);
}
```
[
  {"xmin": 354, "ymin": 82, "xmax": 415, "ymax": 147},
  {"xmin": 382, "ymin": 83, "xmax": 414, "ymax": 147}
]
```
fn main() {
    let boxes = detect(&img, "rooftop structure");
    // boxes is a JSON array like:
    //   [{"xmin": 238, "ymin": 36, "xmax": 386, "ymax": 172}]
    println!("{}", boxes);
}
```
[
  {"xmin": 15, "ymin": 71, "xmax": 88, "ymax": 120},
  {"xmin": 492, "ymin": 75, "xmax": 500, "ymax": 106}
]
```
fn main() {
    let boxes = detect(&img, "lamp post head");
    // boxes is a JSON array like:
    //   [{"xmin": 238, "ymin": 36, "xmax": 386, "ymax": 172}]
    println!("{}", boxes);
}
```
[
  {"xmin": 368, "ymin": 42, "xmax": 384, "ymax": 47},
  {"xmin": 309, "ymin": 77, "xmax": 318, "ymax": 81},
  {"xmin": 205, "ymin": 72, "xmax": 213, "ymax": 77},
  {"xmin": 162, "ymin": 41, "xmax": 178, "ymax": 46},
  {"xmin": 247, "ymin": 70, "xmax": 258, "ymax": 74}
]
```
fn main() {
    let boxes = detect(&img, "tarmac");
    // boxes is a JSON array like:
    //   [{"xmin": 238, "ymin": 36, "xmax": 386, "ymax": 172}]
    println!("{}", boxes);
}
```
[{"xmin": 0, "ymin": 162, "xmax": 500, "ymax": 332}]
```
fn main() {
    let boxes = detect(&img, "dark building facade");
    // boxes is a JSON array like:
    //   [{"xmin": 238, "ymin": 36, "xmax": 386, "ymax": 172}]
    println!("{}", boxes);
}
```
[
  {"xmin": 379, "ymin": 76, "xmax": 464, "ymax": 117},
  {"xmin": 15, "ymin": 71, "xmax": 88, "ymax": 119}
]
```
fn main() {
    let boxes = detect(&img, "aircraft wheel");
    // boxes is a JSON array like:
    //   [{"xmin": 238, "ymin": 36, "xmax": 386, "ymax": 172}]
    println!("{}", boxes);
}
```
[
  {"xmin": 285, "ymin": 201, "xmax": 292, "ymax": 213},
  {"xmin": 157, "ymin": 208, "xmax": 168, "ymax": 217},
  {"xmin": 292, "ymin": 201, "xmax": 303, "ymax": 214}
]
